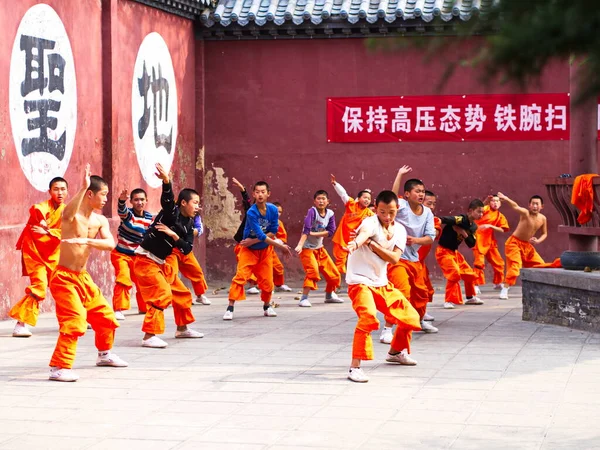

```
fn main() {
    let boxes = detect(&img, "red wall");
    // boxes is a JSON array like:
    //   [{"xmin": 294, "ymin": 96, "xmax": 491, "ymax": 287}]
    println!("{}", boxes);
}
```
[
  {"xmin": 202, "ymin": 38, "xmax": 573, "ymax": 281},
  {"xmin": 0, "ymin": 0, "xmax": 199, "ymax": 319}
]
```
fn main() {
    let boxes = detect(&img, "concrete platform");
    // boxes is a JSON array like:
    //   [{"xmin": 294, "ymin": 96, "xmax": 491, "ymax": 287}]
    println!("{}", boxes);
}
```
[{"xmin": 0, "ymin": 284, "xmax": 599, "ymax": 450}]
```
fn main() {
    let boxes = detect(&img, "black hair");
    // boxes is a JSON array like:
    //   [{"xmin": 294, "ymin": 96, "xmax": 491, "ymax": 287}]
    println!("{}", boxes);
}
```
[
  {"xmin": 130, "ymin": 188, "xmax": 147, "ymax": 200},
  {"xmin": 356, "ymin": 189, "xmax": 372, "ymax": 199},
  {"xmin": 177, "ymin": 188, "xmax": 200, "ymax": 205},
  {"xmin": 530, "ymin": 195, "xmax": 544, "ymax": 205},
  {"xmin": 88, "ymin": 176, "xmax": 108, "ymax": 194},
  {"xmin": 425, "ymin": 190, "xmax": 436, "ymax": 198},
  {"xmin": 404, "ymin": 178, "xmax": 425, "ymax": 193},
  {"xmin": 375, "ymin": 190, "xmax": 399, "ymax": 206},
  {"xmin": 49, "ymin": 177, "xmax": 68, "ymax": 189},
  {"xmin": 273, "ymin": 201, "xmax": 282, "ymax": 207},
  {"xmin": 314, "ymin": 190, "xmax": 329, "ymax": 199},
  {"xmin": 468, "ymin": 199, "xmax": 485, "ymax": 210},
  {"xmin": 253, "ymin": 181, "xmax": 270, "ymax": 191}
]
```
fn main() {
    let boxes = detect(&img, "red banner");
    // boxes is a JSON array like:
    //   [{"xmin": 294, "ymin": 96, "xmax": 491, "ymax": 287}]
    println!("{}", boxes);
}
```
[{"xmin": 327, "ymin": 94, "xmax": 570, "ymax": 143}]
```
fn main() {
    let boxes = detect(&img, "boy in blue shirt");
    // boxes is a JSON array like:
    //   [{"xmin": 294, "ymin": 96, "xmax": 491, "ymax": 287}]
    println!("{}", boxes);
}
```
[{"xmin": 224, "ymin": 181, "xmax": 291, "ymax": 320}]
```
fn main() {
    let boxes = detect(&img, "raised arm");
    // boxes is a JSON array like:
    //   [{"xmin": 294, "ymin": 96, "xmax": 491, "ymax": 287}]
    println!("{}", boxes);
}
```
[
  {"xmin": 117, "ymin": 189, "xmax": 133, "ymax": 222},
  {"xmin": 497, "ymin": 192, "xmax": 529, "ymax": 215},
  {"xmin": 232, "ymin": 177, "xmax": 252, "ymax": 211},
  {"xmin": 391, "ymin": 165, "xmax": 412, "ymax": 195},
  {"xmin": 63, "ymin": 164, "xmax": 91, "ymax": 222},
  {"xmin": 331, "ymin": 174, "xmax": 350, "ymax": 205}
]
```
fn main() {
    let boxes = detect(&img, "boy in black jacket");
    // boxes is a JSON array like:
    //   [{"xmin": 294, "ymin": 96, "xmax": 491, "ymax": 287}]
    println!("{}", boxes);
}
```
[
  {"xmin": 434, "ymin": 199, "xmax": 485, "ymax": 309},
  {"xmin": 133, "ymin": 163, "xmax": 204, "ymax": 348}
]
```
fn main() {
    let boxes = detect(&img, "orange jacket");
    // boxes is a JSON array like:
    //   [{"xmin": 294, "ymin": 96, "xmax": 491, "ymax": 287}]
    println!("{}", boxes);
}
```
[
  {"xmin": 16, "ymin": 199, "xmax": 64, "ymax": 275},
  {"xmin": 332, "ymin": 199, "xmax": 374, "ymax": 246},
  {"xmin": 474, "ymin": 205, "xmax": 509, "ymax": 254}
]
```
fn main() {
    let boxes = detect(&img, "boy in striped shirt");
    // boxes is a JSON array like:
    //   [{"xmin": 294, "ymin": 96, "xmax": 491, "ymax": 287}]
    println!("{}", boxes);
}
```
[{"xmin": 110, "ymin": 188, "xmax": 154, "ymax": 319}]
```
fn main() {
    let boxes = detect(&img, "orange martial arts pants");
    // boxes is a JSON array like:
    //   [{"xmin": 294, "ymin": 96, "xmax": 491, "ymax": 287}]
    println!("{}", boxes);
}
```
[
  {"xmin": 299, "ymin": 247, "xmax": 341, "ymax": 292},
  {"xmin": 333, "ymin": 243, "xmax": 348, "ymax": 275},
  {"xmin": 349, "ymin": 283, "xmax": 421, "ymax": 360},
  {"xmin": 272, "ymin": 251, "xmax": 285, "ymax": 287},
  {"xmin": 133, "ymin": 255, "xmax": 195, "ymax": 335},
  {"xmin": 504, "ymin": 236, "xmax": 562, "ymax": 286},
  {"xmin": 110, "ymin": 250, "xmax": 146, "ymax": 313},
  {"xmin": 229, "ymin": 246, "xmax": 274, "ymax": 303},
  {"xmin": 388, "ymin": 259, "xmax": 430, "ymax": 319},
  {"xmin": 48, "ymin": 266, "xmax": 120, "ymax": 369},
  {"xmin": 9, "ymin": 257, "xmax": 55, "ymax": 326},
  {"xmin": 423, "ymin": 264, "xmax": 435, "ymax": 303},
  {"xmin": 173, "ymin": 249, "xmax": 208, "ymax": 296},
  {"xmin": 435, "ymin": 246, "xmax": 477, "ymax": 305},
  {"xmin": 473, "ymin": 243, "xmax": 505, "ymax": 286}
]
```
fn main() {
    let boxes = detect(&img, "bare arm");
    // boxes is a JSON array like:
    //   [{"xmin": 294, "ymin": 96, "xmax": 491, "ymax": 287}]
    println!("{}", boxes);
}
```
[
  {"xmin": 391, "ymin": 165, "xmax": 412, "ymax": 195},
  {"xmin": 62, "ymin": 215, "xmax": 115, "ymax": 251},
  {"xmin": 531, "ymin": 216, "xmax": 548, "ymax": 244},
  {"xmin": 406, "ymin": 235, "xmax": 433, "ymax": 246},
  {"xmin": 295, "ymin": 234, "xmax": 308, "ymax": 254},
  {"xmin": 478, "ymin": 224, "xmax": 505, "ymax": 233},
  {"xmin": 63, "ymin": 164, "xmax": 91, "ymax": 222},
  {"xmin": 369, "ymin": 240, "xmax": 403, "ymax": 265},
  {"xmin": 497, "ymin": 192, "xmax": 529, "ymax": 216},
  {"xmin": 310, "ymin": 231, "xmax": 329, "ymax": 237}
]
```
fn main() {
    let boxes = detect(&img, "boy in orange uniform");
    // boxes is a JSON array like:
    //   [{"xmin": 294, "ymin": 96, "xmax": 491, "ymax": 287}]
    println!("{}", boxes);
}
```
[
  {"xmin": 272, "ymin": 202, "xmax": 292, "ymax": 292},
  {"xmin": 111, "ymin": 188, "xmax": 154, "ymax": 319},
  {"xmin": 497, "ymin": 193, "xmax": 561, "ymax": 299},
  {"xmin": 10, "ymin": 177, "xmax": 68, "ymax": 337},
  {"xmin": 418, "ymin": 191, "xmax": 441, "ymax": 322},
  {"xmin": 435, "ymin": 200, "xmax": 485, "ymax": 309},
  {"xmin": 345, "ymin": 190, "xmax": 421, "ymax": 383},
  {"xmin": 133, "ymin": 164, "xmax": 205, "ymax": 348},
  {"xmin": 330, "ymin": 174, "xmax": 373, "ymax": 274},
  {"xmin": 48, "ymin": 165, "xmax": 127, "ymax": 382},
  {"xmin": 473, "ymin": 194, "xmax": 510, "ymax": 295},
  {"xmin": 295, "ymin": 190, "xmax": 343, "ymax": 307},
  {"xmin": 224, "ymin": 181, "xmax": 292, "ymax": 320}
]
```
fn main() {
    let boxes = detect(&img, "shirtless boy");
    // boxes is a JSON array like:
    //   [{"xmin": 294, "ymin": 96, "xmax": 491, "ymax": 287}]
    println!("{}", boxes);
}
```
[
  {"xmin": 497, "ymin": 193, "xmax": 561, "ymax": 299},
  {"xmin": 48, "ymin": 164, "xmax": 127, "ymax": 382}
]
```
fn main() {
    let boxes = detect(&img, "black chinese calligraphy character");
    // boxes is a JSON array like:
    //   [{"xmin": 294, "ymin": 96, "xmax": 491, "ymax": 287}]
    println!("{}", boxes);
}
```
[
  {"xmin": 21, "ymin": 99, "xmax": 66, "ymax": 160},
  {"xmin": 20, "ymin": 35, "xmax": 65, "ymax": 97},
  {"xmin": 137, "ymin": 61, "xmax": 172, "ymax": 152}
]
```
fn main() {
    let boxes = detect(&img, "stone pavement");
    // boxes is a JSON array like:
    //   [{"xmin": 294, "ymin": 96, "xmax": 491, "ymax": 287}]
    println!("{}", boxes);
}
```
[{"xmin": 0, "ymin": 284, "xmax": 599, "ymax": 450}]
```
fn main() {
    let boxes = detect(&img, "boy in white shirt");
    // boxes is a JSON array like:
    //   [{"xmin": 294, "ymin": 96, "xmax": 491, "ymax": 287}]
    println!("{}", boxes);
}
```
[{"xmin": 345, "ymin": 190, "xmax": 422, "ymax": 383}]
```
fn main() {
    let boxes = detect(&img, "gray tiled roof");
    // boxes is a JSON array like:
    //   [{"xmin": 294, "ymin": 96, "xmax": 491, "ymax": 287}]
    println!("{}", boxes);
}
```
[{"xmin": 200, "ymin": 0, "xmax": 496, "ymax": 28}]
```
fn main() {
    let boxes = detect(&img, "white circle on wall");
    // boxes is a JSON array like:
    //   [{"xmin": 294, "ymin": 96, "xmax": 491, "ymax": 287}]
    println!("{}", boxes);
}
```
[
  {"xmin": 131, "ymin": 32, "xmax": 178, "ymax": 188},
  {"xmin": 9, "ymin": 3, "xmax": 77, "ymax": 192}
]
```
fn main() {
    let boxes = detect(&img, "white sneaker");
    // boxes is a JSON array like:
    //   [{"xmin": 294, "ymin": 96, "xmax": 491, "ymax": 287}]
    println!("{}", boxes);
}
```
[
  {"xmin": 379, "ymin": 327, "xmax": 393, "ymax": 344},
  {"xmin": 324, "ymin": 292, "xmax": 344, "ymax": 303},
  {"xmin": 348, "ymin": 367, "xmax": 369, "ymax": 383},
  {"xmin": 114, "ymin": 310, "xmax": 126, "ymax": 321},
  {"xmin": 264, "ymin": 306, "xmax": 277, "ymax": 317},
  {"xmin": 499, "ymin": 287, "xmax": 509, "ymax": 300},
  {"xmin": 465, "ymin": 296, "xmax": 484, "ymax": 305},
  {"xmin": 423, "ymin": 312, "xmax": 435, "ymax": 322},
  {"xmin": 12, "ymin": 322, "xmax": 32, "ymax": 338},
  {"xmin": 246, "ymin": 287, "xmax": 260, "ymax": 295},
  {"xmin": 193, "ymin": 295, "xmax": 211, "ymax": 305},
  {"xmin": 420, "ymin": 320, "xmax": 439, "ymax": 333},
  {"xmin": 141, "ymin": 336, "xmax": 168, "ymax": 348},
  {"xmin": 475, "ymin": 286, "xmax": 481, "ymax": 295},
  {"xmin": 386, "ymin": 349, "xmax": 417, "ymax": 366},
  {"xmin": 49, "ymin": 367, "xmax": 79, "ymax": 382},
  {"xmin": 275, "ymin": 284, "xmax": 292, "ymax": 292},
  {"xmin": 298, "ymin": 299, "xmax": 312, "ymax": 307},
  {"xmin": 493, "ymin": 283, "xmax": 504, "ymax": 290},
  {"xmin": 223, "ymin": 310, "xmax": 234, "ymax": 320},
  {"xmin": 175, "ymin": 328, "xmax": 204, "ymax": 338},
  {"xmin": 443, "ymin": 302, "xmax": 455, "ymax": 309},
  {"xmin": 96, "ymin": 352, "xmax": 129, "ymax": 367}
]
